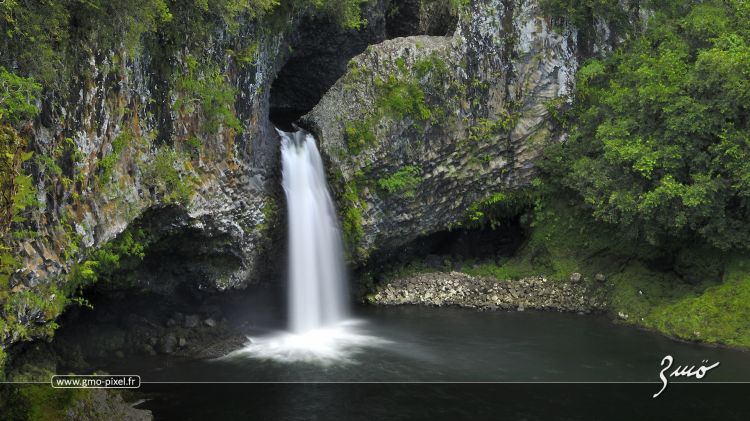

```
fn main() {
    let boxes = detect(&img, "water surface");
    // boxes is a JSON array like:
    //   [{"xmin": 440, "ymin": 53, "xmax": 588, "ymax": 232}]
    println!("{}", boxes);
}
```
[{"xmin": 102, "ymin": 305, "xmax": 749, "ymax": 383}]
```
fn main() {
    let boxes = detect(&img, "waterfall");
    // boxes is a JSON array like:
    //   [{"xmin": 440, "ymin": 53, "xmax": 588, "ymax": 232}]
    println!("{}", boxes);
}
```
[
  {"xmin": 221, "ymin": 128, "xmax": 385, "ymax": 364},
  {"xmin": 279, "ymin": 128, "xmax": 348, "ymax": 333}
]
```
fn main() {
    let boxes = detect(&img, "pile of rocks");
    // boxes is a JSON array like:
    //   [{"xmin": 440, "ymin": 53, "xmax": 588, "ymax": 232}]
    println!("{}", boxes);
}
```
[{"xmin": 368, "ymin": 271, "xmax": 609, "ymax": 313}]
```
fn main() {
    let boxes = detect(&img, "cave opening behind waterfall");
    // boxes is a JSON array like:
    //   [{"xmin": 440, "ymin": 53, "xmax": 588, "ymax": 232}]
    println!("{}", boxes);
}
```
[
  {"xmin": 268, "ymin": 10, "xmax": 388, "ymax": 130},
  {"xmin": 268, "ymin": 0, "xmax": 459, "ymax": 130}
]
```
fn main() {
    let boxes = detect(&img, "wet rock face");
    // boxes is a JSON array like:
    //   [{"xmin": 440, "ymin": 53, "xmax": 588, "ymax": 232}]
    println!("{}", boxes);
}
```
[
  {"xmin": 304, "ymin": 0, "xmax": 579, "ymax": 260},
  {"xmin": 15, "ymin": 20, "xmax": 286, "ymax": 293},
  {"xmin": 2, "ymin": 13, "xmax": 293, "ymax": 359},
  {"xmin": 369, "ymin": 271, "xmax": 609, "ymax": 313}
]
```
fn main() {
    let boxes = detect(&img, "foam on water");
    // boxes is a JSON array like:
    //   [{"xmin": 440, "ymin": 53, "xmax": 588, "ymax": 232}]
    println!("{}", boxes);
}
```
[
  {"xmin": 224, "ymin": 128, "xmax": 381, "ymax": 364},
  {"xmin": 222, "ymin": 320, "xmax": 390, "ymax": 365}
]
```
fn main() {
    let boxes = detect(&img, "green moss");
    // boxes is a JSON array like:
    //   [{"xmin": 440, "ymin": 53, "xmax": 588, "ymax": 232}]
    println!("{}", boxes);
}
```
[
  {"xmin": 173, "ymin": 54, "xmax": 242, "ymax": 135},
  {"xmin": 380, "ymin": 259, "xmax": 434, "ymax": 283},
  {"xmin": 97, "ymin": 129, "xmax": 131, "ymax": 184},
  {"xmin": 466, "ymin": 115, "xmax": 517, "ymax": 143},
  {"xmin": 376, "ymin": 165, "xmax": 422, "ymax": 197},
  {"xmin": 462, "ymin": 188, "xmax": 536, "ymax": 229},
  {"xmin": 610, "ymin": 258, "xmax": 750, "ymax": 347},
  {"xmin": 227, "ymin": 40, "xmax": 259, "ymax": 66},
  {"xmin": 413, "ymin": 52, "xmax": 449, "ymax": 80},
  {"xmin": 375, "ymin": 74, "xmax": 432, "ymax": 122},
  {"xmin": 0, "ymin": 282, "xmax": 67, "ymax": 362},
  {"xmin": 143, "ymin": 146, "xmax": 194, "ymax": 205},
  {"xmin": 64, "ymin": 226, "xmax": 151, "ymax": 310},
  {"xmin": 338, "ymin": 172, "xmax": 367, "ymax": 260},
  {"xmin": 254, "ymin": 198, "xmax": 279, "ymax": 233},
  {"xmin": 0, "ymin": 384, "xmax": 92, "ymax": 421},
  {"xmin": 183, "ymin": 136, "xmax": 203, "ymax": 159},
  {"xmin": 1, "ymin": 125, "xmax": 36, "ymax": 230},
  {"xmin": 462, "ymin": 261, "xmax": 537, "ymax": 280},
  {"xmin": 342, "ymin": 51, "xmax": 451, "ymax": 156},
  {"xmin": 0, "ymin": 347, "xmax": 6, "ymax": 376},
  {"xmin": 344, "ymin": 120, "xmax": 376, "ymax": 154}
]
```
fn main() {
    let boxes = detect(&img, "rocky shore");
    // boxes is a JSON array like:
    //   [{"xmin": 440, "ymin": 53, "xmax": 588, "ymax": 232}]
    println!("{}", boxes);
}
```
[{"xmin": 368, "ymin": 272, "xmax": 609, "ymax": 313}]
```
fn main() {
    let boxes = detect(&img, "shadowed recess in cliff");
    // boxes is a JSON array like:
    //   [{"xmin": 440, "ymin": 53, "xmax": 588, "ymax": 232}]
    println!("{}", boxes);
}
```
[
  {"xmin": 359, "ymin": 217, "xmax": 528, "ymax": 285},
  {"xmin": 268, "ymin": 0, "xmax": 459, "ymax": 129},
  {"xmin": 269, "ymin": 9, "xmax": 387, "ymax": 129}
]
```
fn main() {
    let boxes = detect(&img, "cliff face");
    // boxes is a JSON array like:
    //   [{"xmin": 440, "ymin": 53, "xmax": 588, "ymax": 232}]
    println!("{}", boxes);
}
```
[
  {"xmin": 2, "ymin": 12, "xmax": 291, "ymax": 361},
  {"xmin": 21, "ymin": 25, "xmax": 283, "ymax": 291},
  {"xmin": 304, "ymin": 0, "xmax": 578, "ymax": 261},
  {"xmin": 2, "ymin": 0, "xmax": 628, "ymax": 365}
]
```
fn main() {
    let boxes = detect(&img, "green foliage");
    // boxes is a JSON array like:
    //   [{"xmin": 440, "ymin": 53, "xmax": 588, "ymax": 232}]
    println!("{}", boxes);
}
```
[
  {"xmin": 143, "ymin": 146, "xmax": 194, "ymax": 205},
  {"xmin": 459, "ymin": 196, "xmax": 750, "ymax": 347},
  {"xmin": 462, "ymin": 188, "xmax": 537, "ymax": 229},
  {"xmin": 539, "ymin": 0, "xmax": 635, "ymax": 51},
  {"xmin": 377, "ymin": 165, "xmax": 422, "ymax": 197},
  {"xmin": 0, "ymin": 280, "xmax": 66, "ymax": 363},
  {"xmin": 228, "ymin": 41, "xmax": 260, "ymax": 67},
  {"xmin": 1, "ymin": 125, "xmax": 36, "ymax": 232},
  {"xmin": 0, "ymin": 68, "xmax": 41, "ymax": 124},
  {"xmin": 310, "ymin": 0, "xmax": 368, "ymax": 29},
  {"xmin": 343, "ymin": 52, "xmax": 446, "ymax": 154},
  {"xmin": 67, "ymin": 228, "xmax": 149, "ymax": 293},
  {"xmin": 184, "ymin": 136, "xmax": 203, "ymax": 159},
  {"xmin": 344, "ymin": 120, "xmax": 376, "ymax": 154},
  {"xmin": 0, "ymin": 384, "xmax": 91, "ymax": 421},
  {"xmin": 466, "ymin": 115, "xmax": 516, "ymax": 143},
  {"xmin": 1, "ymin": 0, "xmax": 367, "ymax": 96},
  {"xmin": 173, "ymin": 55, "xmax": 242, "ymax": 135},
  {"xmin": 544, "ymin": 0, "xmax": 750, "ymax": 250},
  {"xmin": 339, "ymin": 174, "xmax": 366, "ymax": 260},
  {"xmin": 96, "ymin": 130, "xmax": 131, "ymax": 184},
  {"xmin": 375, "ymin": 74, "xmax": 432, "ymax": 121},
  {"xmin": 643, "ymin": 258, "xmax": 750, "ymax": 346},
  {"xmin": 0, "ymin": 0, "xmax": 174, "ymax": 86},
  {"xmin": 413, "ymin": 53, "xmax": 449, "ymax": 81}
]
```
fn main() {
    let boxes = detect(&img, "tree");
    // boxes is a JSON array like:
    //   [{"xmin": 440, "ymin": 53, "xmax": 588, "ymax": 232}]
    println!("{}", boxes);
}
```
[{"xmin": 544, "ymin": 0, "xmax": 750, "ymax": 250}]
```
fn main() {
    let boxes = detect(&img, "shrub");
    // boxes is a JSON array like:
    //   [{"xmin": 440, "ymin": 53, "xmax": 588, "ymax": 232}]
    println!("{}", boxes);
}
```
[
  {"xmin": 0, "ymin": 68, "xmax": 41, "ymax": 124},
  {"xmin": 143, "ymin": 146, "xmax": 193, "ymax": 205},
  {"xmin": 377, "ymin": 165, "xmax": 422, "ymax": 197},
  {"xmin": 344, "ymin": 120, "xmax": 376, "ymax": 154}
]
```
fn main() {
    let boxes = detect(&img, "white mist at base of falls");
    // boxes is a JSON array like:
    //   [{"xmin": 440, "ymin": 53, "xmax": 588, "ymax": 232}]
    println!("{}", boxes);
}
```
[
  {"xmin": 222, "ymin": 128, "xmax": 386, "ymax": 364},
  {"xmin": 280, "ymin": 129, "xmax": 348, "ymax": 333}
]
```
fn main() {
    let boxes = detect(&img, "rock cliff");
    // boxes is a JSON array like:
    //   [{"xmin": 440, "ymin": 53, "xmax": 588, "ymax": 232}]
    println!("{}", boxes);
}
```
[
  {"xmin": 304, "ymin": 0, "xmax": 578, "ymax": 261},
  {"xmin": 1, "ymin": 0, "xmax": 629, "ymax": 367}
]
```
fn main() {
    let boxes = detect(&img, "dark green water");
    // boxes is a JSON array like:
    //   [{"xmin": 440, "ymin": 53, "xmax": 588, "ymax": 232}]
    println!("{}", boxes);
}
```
[
  {"xmin": 110, "ymin": 305, "xmax": 750, "ymax": 382},
  {"xmin": 88, "ymin": 305, "xmax": 749, "ymax": 419}
]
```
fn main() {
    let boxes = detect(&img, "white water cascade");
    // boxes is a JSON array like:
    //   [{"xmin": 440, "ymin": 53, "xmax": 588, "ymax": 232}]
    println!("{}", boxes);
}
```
[
  {"xmin": 279, "ymin": 128, "xmax": 348, "ymax": 332},
  {"xmin": 221, "ymin": 128, "xmax": 387, "ymax": 364}
]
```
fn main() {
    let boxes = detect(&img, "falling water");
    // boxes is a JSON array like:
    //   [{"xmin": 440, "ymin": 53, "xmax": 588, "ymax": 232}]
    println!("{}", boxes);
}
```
[
  {"xmin": 279, "ymin": 128, "xmax": 348, "ymax": 333},
  {"xmin": 221, "ymin": 128, "xmax": 386, "ymax": 364}
]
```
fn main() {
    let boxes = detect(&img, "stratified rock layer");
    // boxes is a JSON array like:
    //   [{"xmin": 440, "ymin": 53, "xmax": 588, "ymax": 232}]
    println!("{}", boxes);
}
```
[{"xmin": 305, "ymin": 0, "xmax": 578, "ymax": 260}]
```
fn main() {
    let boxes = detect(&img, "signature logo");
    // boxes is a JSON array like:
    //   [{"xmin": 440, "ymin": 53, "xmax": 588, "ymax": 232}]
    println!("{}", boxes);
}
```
[{"xmin": 653, "ymin": 355, "xmax": 720, "ymax": 398}]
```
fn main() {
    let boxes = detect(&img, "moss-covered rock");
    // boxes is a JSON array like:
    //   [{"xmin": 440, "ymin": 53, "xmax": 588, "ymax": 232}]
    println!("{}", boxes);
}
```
[{"xmin": 304, "ymin": 0, "xmax": 582, "ymax": 262}]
